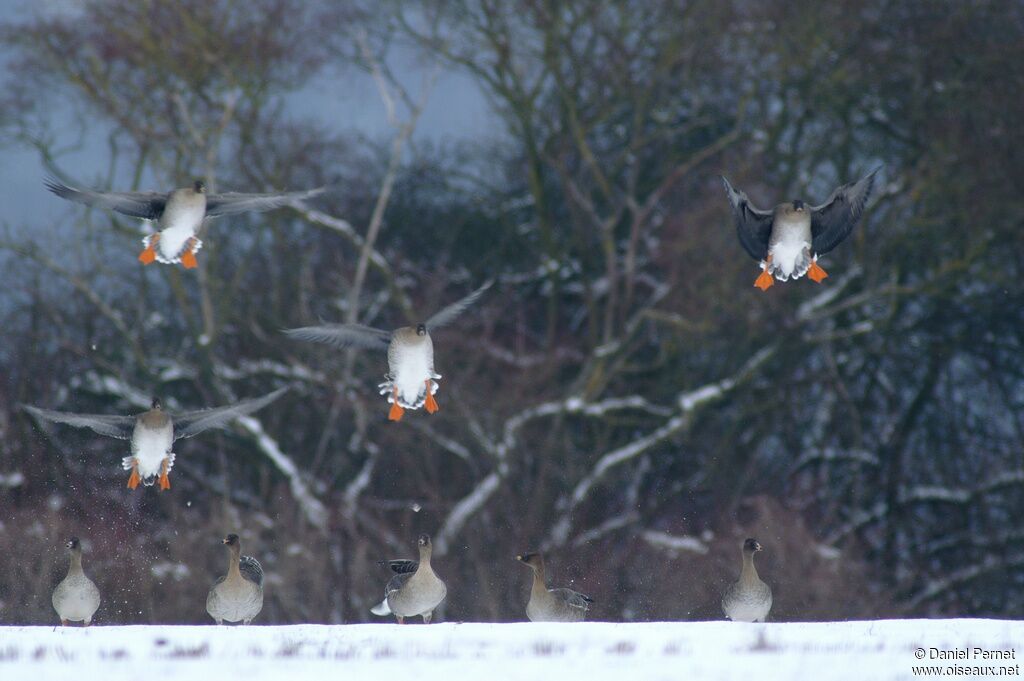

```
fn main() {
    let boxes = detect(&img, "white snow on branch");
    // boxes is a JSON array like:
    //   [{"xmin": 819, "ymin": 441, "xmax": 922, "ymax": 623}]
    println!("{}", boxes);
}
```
[
  {"xmin": 900, "ymin": 470, "xmax": 1024, "ymax": 505},
  {"xmin": 640, "ymin": 530, "xmax": 710, "ymax": 555},
  {"xmin": 547, "ymin": 344, "xmax": 777, "ymax": 548},
  {"xmin": 825, "ymin": 502, "xmax": 888, "ymax": 545},
  {"xmin": 235, "ymin": 415, "xmax": 328, "ymax": 531},
  {"xmin": 906, "ymin": 553, "xmax": 1024, "ymax": 611},
  {"xmin": 434, "ymin": 464, "xmax": 507, "ymax": 556}
]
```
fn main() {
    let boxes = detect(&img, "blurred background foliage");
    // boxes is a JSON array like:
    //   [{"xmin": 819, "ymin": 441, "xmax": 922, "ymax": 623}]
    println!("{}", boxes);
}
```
[{"xmin": 0, "ymin": 0, "xmax": 1022, "ymax": 623}]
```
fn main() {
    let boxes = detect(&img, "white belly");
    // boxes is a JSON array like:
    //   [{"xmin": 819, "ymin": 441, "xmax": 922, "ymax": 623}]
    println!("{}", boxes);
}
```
[
  {"xmin": 131, "ymin": 424, "xmax": 174, "ymax": 478},
  {"xmin": 383, "ymin": 339, "xmax": 440, "ymax": 409},
  {"xmin": 768, "ymin": 216, "xmax": 812, "ymax": 281},
  {"xmin": 155, "ymin": 204, "xmax": 205, "ymax": 263}
]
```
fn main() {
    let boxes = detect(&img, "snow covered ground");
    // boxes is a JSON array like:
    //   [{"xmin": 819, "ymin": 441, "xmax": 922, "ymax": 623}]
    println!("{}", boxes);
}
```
[{"xmin": 0, "ymin": 620, "xmax": 1020, "ymax": 681}]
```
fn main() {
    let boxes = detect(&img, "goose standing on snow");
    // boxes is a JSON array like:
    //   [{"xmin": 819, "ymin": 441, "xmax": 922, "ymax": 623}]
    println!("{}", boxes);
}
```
[
  {"xmin": 722, "ymin": 538, "xmax": 773, "ymax": 622},
  {"xmin": 24, "ymin": 388, "xmax": 286, "ymax": 490},
  {"xmin": 52, "ymin": 537, "xmax": 101, "ymax": 626},
  {"xmin": 45, "ymin": 177, "xmax": 324, "ymax": 269},
  {"xmin": 370, "ymin": 534, "xmax": 447, "ymax": 624},
  {"xmin": 721, "ymin": 167, "xmax": 880, "ymax": 290},
  {"xmin": 206, "ymin": 534, "xmax": 264, "ymax": 625},
  {"xmin": 516, "ymin": 552, "xmax": 592, "ymax": 622},
  {"xmin": 285, "ymin": 281, "xmax": 491, "ymax": 421}
]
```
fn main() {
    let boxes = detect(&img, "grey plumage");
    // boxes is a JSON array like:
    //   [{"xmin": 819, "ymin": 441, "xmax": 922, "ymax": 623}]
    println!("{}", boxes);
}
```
[
  {"xmin": 23, "ymin": 388, "xmax": 287, "ymax": 488},
  {"xmin": 45, "ymin": 177, "xmax": 323, "ymax": 267},
  {"xmin": 370, "ymin": 534, "xmax": 447, "ymax": 624},
  {"xmin": 722, "ymin": 538, "xmax": 773, "ymax": 623},
  {"xmin": 517, "ymin": 552, "xmax": 592, "ymax": 623},
  {"xmin": 285, "ymin": 282, "xmax": 492, "ymax": 417},
  {"xmin": 206, "ymin": 534, "xmax": 264, "ymax": 625},
  {"xmin": 45, "ymin": 177, "xmax": 324, "ymax": 223},
  {"xmin": 721, "ymin": 168, "xmax": 880, "ymax": 287},
  {"xmin": 283, "ymin": 281, "xmax": 493, "ymax": 352},
  {"xmin": 23, "ymin": 388, "xmax": 287, "ymax": 441},
  {"xmin": 52, "ymin": 537, "xmax": 101, "ymax": 626}
]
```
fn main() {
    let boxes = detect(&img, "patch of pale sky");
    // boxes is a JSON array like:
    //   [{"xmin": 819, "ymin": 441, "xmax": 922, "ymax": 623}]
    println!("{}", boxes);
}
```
[{"xmin": 0, "ymin": 1, "xmax": 496, "ymax": 226}]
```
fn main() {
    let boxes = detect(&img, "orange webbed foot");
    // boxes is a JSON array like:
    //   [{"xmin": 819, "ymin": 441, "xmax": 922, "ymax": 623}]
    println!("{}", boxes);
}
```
[
  {"xmin": 424, "ymin": 381, "xmax": 439, "ymax": 414},
  {"xmin": 388, "ymin": 388, "xmax": 404, "ymax": 422},
  {"xmin": 158, "ymin": 461, "xmax": 171, "ymax": 491},
  {"xmin": 808, "ymin": 259, "xmax": 828, "ymax": 283},
  {"xmin": 126, "ymin": 464, "xmax": 141, "ymax": 490},
  {"xmin": 754, "ymin": 269, "xmax": 774, "ymax": 291},
  {"xmin": 139, "ymin": 235, "xmax": 159, "ymax": 264},
  {"xmin": 181, "ymin": 238, "xmax": 198, "ymax": 269}
]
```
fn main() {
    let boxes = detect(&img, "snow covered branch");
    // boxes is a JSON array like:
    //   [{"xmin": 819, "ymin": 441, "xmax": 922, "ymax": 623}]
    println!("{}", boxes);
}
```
[{"xmin": 235, "ymin": 415, "xmax": 328, "ymax": 531}]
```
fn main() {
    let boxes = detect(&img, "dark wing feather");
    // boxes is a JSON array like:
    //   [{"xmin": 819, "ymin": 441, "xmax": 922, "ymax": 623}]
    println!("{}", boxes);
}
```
[
  {"xmin": 173, "ymin": 387, "xmax": 287, "ymax": 440},
  {"xmin": 45, "ymin": 178, "xmax": 167, "ymax": 220},
  {"xmin": 204, "ymin": 187, "xmax": 325, "ymax": 218},
  {"xmin": 424, "ymin": 280, "xmax": 493, "ymax": 331},
  {"xmin": 721, "ymin": 176, "xmax": 774, "ymax": 261},
  {"xmin": 22, "ymin": 404, "xmax": 136, "ymax": 440},
  {"xmin": 239, "ymin": 556, "xmax": 264, "ymax": 587},
  {"xmin": 284, "ymin": 324, "xmax": 391, "ymax": 351},
  {"xmin": 550, "ymin": 587, "xmax": 593, "ymax": 610},
  {"xmin": 385, "ymin": 572, "xmax": 413, "ymax": 597},
  {"xmin": 810, "ymin": 166, "xmax": 880, "ymax": 256},
  {"xmin": 379, "ymin": 559, "xmax": 419, "ymax": 575}
]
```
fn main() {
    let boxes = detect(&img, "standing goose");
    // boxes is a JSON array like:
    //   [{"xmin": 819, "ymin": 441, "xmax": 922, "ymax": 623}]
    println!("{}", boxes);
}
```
[
  {"xmin": 721, "ymin": 167, "xmax": 880, "ymax": 290},
  {"xmin": 23, "ymin": 387, "xmax": 286, "ymax": 490},
  {"xmin": 370, "ymin": 534, "xmax": 447, "ymax": 624},
  {"xmin": 52, "ymin": 537, "xmax": 101, "ymax": 626},
  {"xmin": 206, "ymin": 534, "xmax": 264, "ymax": 625},
  {"xmin": 285, "ymin": 281, "xmax": 491, "ymax": 421},
  {"xmin": 722, "ymin": 538, "xmax": 773, "ymax": 623},
  {"xmin": 516, "ymin": 552, "xmax": 592, "ymax": 622},
  {"xmin": 45, "ymin": 177, "xmax": 324, "ymax": 269}
]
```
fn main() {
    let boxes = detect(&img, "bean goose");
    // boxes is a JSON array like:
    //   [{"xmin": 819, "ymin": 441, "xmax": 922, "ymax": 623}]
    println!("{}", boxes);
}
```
[
  {"xmin": 52, "ymin": 537, "xmax": 101, "ymax": 626},
  {"xmin": 722, "ymin": 538, "xmax": 773, "ymax": 623},
  {"xmin": 516, "ymin": 552, "xmax": 592, "ymax": 622},
  {"xmin": 46, "ymin": 177, "xmax": 323, "ymax": 269},
  {"xmin": 206, "ymin": 534, "xmax": 264, "ymax": 625},
  {"xmin": 370, "ymin": 534, "xmax": 447, "ymax": 624},
  {"xmin": 721, "ymin": 167, "xmax": 880, "ymax": 290},
  {"xmin": 285, "ymin": 282, "xmax": 491, "ymax": 421}
]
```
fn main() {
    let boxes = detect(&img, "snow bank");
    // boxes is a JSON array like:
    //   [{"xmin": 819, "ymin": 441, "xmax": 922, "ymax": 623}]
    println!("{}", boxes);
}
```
[{"xmin": 0, "ymin": 620, "xmax": 1019, "ymax": 681}]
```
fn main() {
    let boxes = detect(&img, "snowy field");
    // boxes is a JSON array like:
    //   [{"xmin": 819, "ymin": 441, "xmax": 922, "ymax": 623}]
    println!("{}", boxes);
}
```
[{"xmin": 0, "ymin": 620, "xmax": 1020, "ymax": 681}]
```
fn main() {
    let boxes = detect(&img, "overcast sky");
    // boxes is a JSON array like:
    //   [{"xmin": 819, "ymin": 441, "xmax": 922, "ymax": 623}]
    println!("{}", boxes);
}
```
[{"xmin": 0, "ymin": 0, "xmax": 495, "ymax": 226}]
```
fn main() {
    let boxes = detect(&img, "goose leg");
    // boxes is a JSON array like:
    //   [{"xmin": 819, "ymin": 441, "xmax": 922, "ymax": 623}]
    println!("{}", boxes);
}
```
[
  {"xmin": 424, "ymin": 380, "xmax": 439, "ymax": 414},
  {"xmin": 138, "ymin": 234, "xmax": 159, "ymax": 265},
  {"xmin": 388, "ymin": 387, "xmax": 404, "ymax": 422},
  {"xmin": 807, "ymin": 255, "xmax": 828, "ymax": 283},
  {"xmin": 755, "ymin": 254, "xmax": 774, "ymax": 291},
  {"xmin": 126, "ymin": 458, "xmax": 141, "ymax": 489},
  {"xmin": 84, "ymin": 618, "xmax": 92, "ymax": 627},
  {"xmin": 422, "ymin": 611, "xmax": 433, "ymax": 624},
  {"xmin": 181, "ymin": 237, "xmax": 199, "ymax": 269},
  {"xmin": 396, "ymin": 615, "xmax": 405, "ymax": 625},
  {"xmin": 158, "ymin": 457, "xmax": 171, "ymax": 491},
  {"xmin": 61, "ymin": 619, "xmax": 68, "ymax": 627}
]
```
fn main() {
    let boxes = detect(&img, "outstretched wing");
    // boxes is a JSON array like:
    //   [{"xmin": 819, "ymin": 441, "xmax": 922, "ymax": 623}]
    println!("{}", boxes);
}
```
[
  {"xmin": 379, "ymin": 559, "xmax": 418, "ymax": 575},
  {"xmin": 551, "ymin": 587, "xmax": 593, "ymax": 610},
  {"xmin": 810, "ymin": 166, "xmax": 881, "ymax": 256},
  {"xmin": 22, "ymin": 404, "xmax": 136, "ymax": 440},
  {"xmin": 45, "ymin": 178, "xmax": 167, "ymax": 220},
  {"xmin": 284, "ymin": 324, "xmax": 391, "ymax": 351},
  {"xmin": 204, "ymin": 187, "xmax": 325, "ymax": 218},
  {"xmin": 173, "ymin": 387, "xmax": 288, "ymax": 440},
  {"xmin": 721, "ymin": 176, "xmax": 774, "ymax": 261},
  {"xmin": 424, "ymin": 280, "xmax": 493, "ymax": 331}
]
